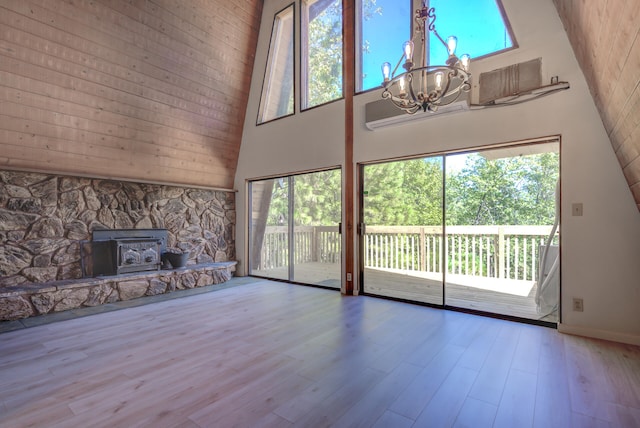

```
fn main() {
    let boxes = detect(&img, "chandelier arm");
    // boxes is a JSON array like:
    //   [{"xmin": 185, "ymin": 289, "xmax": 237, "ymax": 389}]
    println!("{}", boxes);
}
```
[
  {"xmin": 388, "ymin": 95, "xmax": 419, "ymax": 114},
  {"xmin": 430, "ymin": 27, "xmax": 449, "ymax": 50},
  {"xmin": 407, "ymin": 74, "xmax": 421, "ymax": 104},
  {"xmin": 426, "ymin": 7, "xmax": 436, "ymax": 31},
  {"xmin": 391, "ymin": 55, "xmax": 405, "ymax": 79}
]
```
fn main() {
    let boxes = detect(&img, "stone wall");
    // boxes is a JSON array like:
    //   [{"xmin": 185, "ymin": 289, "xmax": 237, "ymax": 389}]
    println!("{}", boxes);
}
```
[
  {"xmin": 0, "ymin": 170, "xmax": 235, "ymax": 288},
  {"xmin": 0, "ymin": 262, "xmax": 236, "ymax": 321}
]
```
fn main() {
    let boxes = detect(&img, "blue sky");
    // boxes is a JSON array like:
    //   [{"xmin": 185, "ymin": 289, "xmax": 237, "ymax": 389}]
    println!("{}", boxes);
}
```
[{"xmin": 361, "ymin": 0, "xmax": 513, "ymax": 91}]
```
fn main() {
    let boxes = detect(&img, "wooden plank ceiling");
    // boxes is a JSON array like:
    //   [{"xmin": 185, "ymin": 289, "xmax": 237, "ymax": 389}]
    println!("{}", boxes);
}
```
[
  {"xmin": 0, "ymin": 0, "xmax": 262, "ymax": 189},
  {"xmin": 553, "ymin": 0, "xmax": 640, "ymax": 211}
]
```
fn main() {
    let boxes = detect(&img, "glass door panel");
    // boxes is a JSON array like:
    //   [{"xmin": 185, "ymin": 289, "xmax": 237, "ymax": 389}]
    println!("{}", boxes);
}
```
[
  {"xmin": 292, "ymin": 169, "xmax": 342, "ymax": 288},
  {"xmin": 362, "ymin": 157, "xmax": 444, "ymax": 305},
  {"xmin": 249, "ymin": 178, "xmax": 289, "ymax": 280},
  {"xmin": 444, "ymin": 142, "xmax": 560, "ymax": 322},
  {"xmin": 249, "ymin": 169, "xmax": 342, "ymax": 287}
]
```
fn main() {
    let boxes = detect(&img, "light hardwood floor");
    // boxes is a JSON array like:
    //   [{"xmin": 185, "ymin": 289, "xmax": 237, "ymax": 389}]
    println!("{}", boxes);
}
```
[{"xmin": 1, "ymin": 279, "xmax": 638, "ymax": 427}]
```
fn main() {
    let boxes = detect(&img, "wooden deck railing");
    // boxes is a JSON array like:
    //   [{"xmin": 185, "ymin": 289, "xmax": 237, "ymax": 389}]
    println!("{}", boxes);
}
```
[
  {"xmin": 258, "ymin": 225, "xmax": 556, "ymax": 281},
  {"xmin": 257, "ymin": 226, "xmax": 341, "ymax": 269}
]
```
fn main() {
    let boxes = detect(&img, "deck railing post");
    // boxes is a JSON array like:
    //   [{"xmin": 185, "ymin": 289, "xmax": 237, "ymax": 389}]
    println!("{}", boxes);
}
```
[
  {"xmin": 420, "ymin": 227, "xmax": 426, "ymax": 272},
  {"xmin": 498, "ymin": 227, "xmax": 505, "ymax": 279},
  {"xmin": 312, "ymin": 227, "xmax": 318, "ymax": 262}
]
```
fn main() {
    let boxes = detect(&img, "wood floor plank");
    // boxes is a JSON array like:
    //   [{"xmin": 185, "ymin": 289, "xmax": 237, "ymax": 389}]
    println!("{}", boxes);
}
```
[
  {"xmin": 456, "ymin": 317, "xmax": 501, "ymax": 371},
  {"xmin": 453, "ymin": 397, "xmax": 498, "ymax": 428},
  {"xmin": 565, "ymin": 336, "xmax": 616, "ymax": 421},
  {"xmin": 533, "ymin": 330, "xmax": 573, "ymax": 428},
  {"xmin": 571, "ymin": 412, "xmax": 612, "ymax": 427},
  {"xmin": 388, "ymin": 344, "xmax": 466, "ymax": 419},
  {"xmin": 607, "ymin": 403, "xmax": 640, "ymax": 427},
  {"xmin": 511, "ymin": 323, "xmax": 543, "ymax": 374},
  {"xmin": 412, "ymin": 366, "xmax": 479, "ymax": 427},
  {"xmin": 332, "ymin": 362, "xmax": 422, "ymax": 428},
  {"xmin": 0, "ymin": 280, "xmax": 638, "ymax": 428},
  {"xmin": 493, "ymin": 368, "xmax": 537, "ymax": 428},
  {"xmin": 289, "ymin": 367, "xmax": 386, "ymax": 427},
  {"xmin": 467, "ymin": 322, "xmax": 521, "ymax": 405},
  {"xmin": 371, "ymin": 411, "xmax": 414, "ymax": 428}
]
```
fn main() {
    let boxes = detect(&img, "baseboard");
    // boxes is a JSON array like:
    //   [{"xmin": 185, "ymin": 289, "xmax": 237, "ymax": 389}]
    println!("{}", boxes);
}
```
[{"xmin": 558, "ymin": 323, "xmax": 640, "ymax": 346}]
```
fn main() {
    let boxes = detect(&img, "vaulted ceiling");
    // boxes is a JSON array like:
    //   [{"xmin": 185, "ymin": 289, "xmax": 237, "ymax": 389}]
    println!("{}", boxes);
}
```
[
  {"xmin": 0, "ymin": 0, "xmax": 262, "ymax": 189},
  {"xmin": 553, "ymin": 0, "xmax": 640, "ymax": 211}
]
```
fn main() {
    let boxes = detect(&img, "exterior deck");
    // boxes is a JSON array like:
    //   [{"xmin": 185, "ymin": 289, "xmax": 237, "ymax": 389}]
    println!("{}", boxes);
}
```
[
  {"xmin": 253, "ymin": 262, "xmax": 558, "ymax": 323},
  {"xmin": 253, "ymin": 224, "xmax": 559, "ymax": 323}
]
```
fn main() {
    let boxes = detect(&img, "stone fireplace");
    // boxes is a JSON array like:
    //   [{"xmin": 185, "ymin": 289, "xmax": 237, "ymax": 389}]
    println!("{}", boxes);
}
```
[
  {"xmin": 0, "ymin": 170, "xmax": 237, "ymax": 321},
  {"xmin": 0, "ymin": 170, "xmax": 235, "ymax": 285}
]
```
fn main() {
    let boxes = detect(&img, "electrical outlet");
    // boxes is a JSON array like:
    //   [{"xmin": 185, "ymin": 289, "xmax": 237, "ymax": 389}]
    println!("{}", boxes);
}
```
[
  {"xmin": 347, "ymin": 273, "xmax": 352, "ymax": 281},
  {"xmin": 573, "ymin": 298, "xmax": 584, "ymax": 312},
  {"xmin": 572, "ymin": 203, "xmax": 583, "ymax": 216}
]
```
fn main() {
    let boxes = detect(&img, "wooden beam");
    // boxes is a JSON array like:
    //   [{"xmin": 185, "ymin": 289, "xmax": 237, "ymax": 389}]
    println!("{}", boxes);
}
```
[{"xmin": 343, "ymin": 0, "xmax": 355, "ymax": 295}]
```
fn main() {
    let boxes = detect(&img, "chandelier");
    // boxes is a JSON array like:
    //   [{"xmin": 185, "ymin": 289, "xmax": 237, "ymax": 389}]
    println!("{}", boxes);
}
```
[{"xmin": 381, "ymin": 1, "xmax": 471, "ymax": 114}]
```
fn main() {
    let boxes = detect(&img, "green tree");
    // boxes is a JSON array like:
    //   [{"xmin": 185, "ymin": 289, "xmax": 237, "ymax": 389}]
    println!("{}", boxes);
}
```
[
  {"xmin": 363, "ymin": 158, "xmax": 443, "ymax": 226},
  {"xmin": 293, "ymin": 170, "xmax": 342, "ymax": 225},
  {"xmin": 446, "ymin": 152, "xmax": 559, "ymax": 226},
  {"xmin": 306, "ymin": 0, "xmax": 383, "ymax": 107},
  {"xmin": 402, "ymin": 158, "xmax": 443, "ymax": 225},
  {"xmin": 306, "ymin": 0, "xmax": 343, "ymax": 107}
]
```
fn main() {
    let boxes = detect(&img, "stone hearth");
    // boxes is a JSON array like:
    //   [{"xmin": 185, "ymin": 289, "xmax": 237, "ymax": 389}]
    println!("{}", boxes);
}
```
[{"xmin": 0, "ymin": 262, "xmax": 236, "ymax": 321}]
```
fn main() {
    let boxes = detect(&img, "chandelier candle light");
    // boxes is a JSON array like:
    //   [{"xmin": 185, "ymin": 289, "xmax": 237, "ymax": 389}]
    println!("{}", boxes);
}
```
[{"xmin": 381, "ymin": 1, "xmax": 471, "ymax": 114}]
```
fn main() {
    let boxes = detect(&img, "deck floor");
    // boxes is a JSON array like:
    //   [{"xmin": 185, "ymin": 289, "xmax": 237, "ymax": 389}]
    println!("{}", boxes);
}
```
[{"xmin": 254, "ymin": 262, "xmax": 558, "ymax": 323}]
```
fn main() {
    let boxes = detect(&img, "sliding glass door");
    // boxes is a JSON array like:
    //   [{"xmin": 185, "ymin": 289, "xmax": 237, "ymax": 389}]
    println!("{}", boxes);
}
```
[
  {"xmin": 249, "ymin": 169, "xmax": 342, "ymax": 288},
  {"xmin": 250, "ymin": 178, "xmax": 289, "ymax": 280},
  {"xmin": 361, "ymin": 141, "xmax": 560, "ymax": 323},
  {"xmin": 362, "ymin": 157, "xmax": 444, "ymax": 305},
  {"xmin": 444, "ymin": 143, "xmax": 560, "ymax": 322}
]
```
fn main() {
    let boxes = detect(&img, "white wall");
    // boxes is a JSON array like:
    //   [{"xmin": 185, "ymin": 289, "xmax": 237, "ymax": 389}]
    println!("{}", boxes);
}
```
[{"xmin": 236, "ymin": 0, "xmax": 640, "ymax": 344}]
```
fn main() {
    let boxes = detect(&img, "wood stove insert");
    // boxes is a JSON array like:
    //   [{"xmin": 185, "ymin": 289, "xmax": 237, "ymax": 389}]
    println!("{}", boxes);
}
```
[{"xmin": 91, "ymin": 229, "xmax": 168, "ymax": 276}]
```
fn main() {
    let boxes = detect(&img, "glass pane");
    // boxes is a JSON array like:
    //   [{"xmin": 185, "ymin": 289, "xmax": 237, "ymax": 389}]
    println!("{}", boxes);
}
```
[
  {"xmin": 258, "ymin": 5, "xmax": 295, "ymax": 124},
  {"xmin": 293, "ymin": 170, "xmax": 342, "ymax": 288},
  {"xmin": 428, "ymin": 0, "xmax": 514, "ymax": 65},
  {"xmin": 302, "ymin": 0, "xmax": 343, "ymax": 109},
  {"xmin": 249, "ymin": 178, "xmax": 289, "ymax": 279},
  {"xmin": 445, "ymin": 142, "xmax": 560, "ymax": 322},
  {"xmin": 356, "ymin": 0, "xmax": 515, "ymax": 92},
  {"xmin": 357, "ymin": 0, "xmax": 411, "ymax": 92},
  {"xmin": 362, "ymin": 157, "xmax": 444, "ymax": 305}
]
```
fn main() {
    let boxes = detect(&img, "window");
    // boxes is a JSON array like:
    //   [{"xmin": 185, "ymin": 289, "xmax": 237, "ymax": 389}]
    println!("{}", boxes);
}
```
[
  {"xmin": 356, "ymin": 0, "xmax": 516, "ymax": 93},
  {"xmin": 302, "ymin": 0, "xmax": 343, "ymax": 109},
  {"xmin": 257, "ymin": 4, "xmax": 295, "ymax": 124},
  {"xmin": 357, "ymin": 0, "xmax": 411, "ymax": 93},
  {"xmin": 427, "ymin": 0, "xmax": 515, "ymax": 66}
]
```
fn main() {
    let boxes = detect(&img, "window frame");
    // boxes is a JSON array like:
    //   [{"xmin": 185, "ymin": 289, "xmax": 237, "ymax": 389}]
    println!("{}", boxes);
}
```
[
  {"xmin": 257, "ymin": 3, "xmax": 296, "ymax": 126},
  {"xmin": 300, "ymin": 0, "xmax": 345, "ymax": 111}
]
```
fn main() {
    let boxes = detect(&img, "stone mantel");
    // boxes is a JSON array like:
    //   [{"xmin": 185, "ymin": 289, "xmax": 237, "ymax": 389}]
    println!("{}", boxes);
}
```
[{"xmin": 0, "ymin": 262, "xmax": 237, "ymax": 321}]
